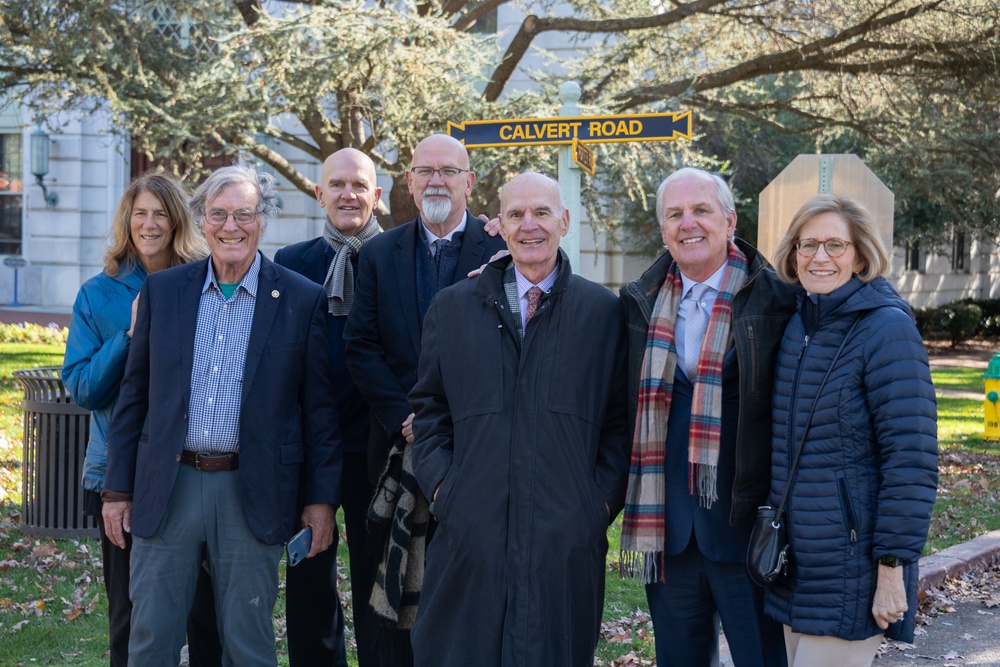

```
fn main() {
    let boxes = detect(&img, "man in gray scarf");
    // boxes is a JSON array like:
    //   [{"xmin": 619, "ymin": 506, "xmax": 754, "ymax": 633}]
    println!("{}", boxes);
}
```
[{"xmin": 274, "ymin": 147, "xmax": 383, "ymax": 667}]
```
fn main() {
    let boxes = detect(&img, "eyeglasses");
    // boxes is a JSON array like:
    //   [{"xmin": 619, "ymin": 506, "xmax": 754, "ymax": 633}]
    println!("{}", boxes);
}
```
[
  {"xmin": 795, "ymin": 238, "xmax": 853, "ymax": 258},
  {"xmin": 205, "ymin": 209, "xmax": 258, "ymax": 226},
  {"xmin": 410, "ymin": 167, "xmax": 470, "ymax": 180}
]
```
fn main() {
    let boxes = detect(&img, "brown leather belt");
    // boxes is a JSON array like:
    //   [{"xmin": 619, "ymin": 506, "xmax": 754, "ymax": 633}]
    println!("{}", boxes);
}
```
[{"xmin": 179, "ymin": 451, "xmax": 239, "ymax": 471}]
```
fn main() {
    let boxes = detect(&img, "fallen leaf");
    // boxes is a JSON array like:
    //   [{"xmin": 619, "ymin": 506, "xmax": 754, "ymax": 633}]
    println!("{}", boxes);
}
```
[{"xmin": 32, "ymin": 543, "xmax": 59, "ymax": 557}]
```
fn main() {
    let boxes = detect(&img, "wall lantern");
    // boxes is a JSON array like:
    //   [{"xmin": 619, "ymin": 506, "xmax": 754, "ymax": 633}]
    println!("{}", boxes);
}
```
[{"xmin": 30, "ymin": 127, "xmax": 59, "ymax": 208}]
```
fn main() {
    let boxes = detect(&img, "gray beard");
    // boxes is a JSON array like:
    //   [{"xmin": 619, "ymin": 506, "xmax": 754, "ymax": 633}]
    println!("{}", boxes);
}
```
[{"xmin": 421, "ymin": 189, "xmax": 452, "ymax": 226}]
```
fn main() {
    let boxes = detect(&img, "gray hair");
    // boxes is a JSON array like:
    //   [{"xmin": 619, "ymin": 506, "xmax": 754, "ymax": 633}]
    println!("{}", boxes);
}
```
[
  {"xmin": 655, "ymin": 167, "xmax": 736, "ymax": 223},
  {"xmin": 190, "ymin": 163, "xmax": 280, "ymax": 231}
]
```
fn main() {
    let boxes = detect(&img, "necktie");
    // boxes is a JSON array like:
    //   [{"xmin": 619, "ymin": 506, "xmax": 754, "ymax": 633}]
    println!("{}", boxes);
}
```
[
  {"xmin": 525, "ymin": 286, "xmax": 543, "ymax": 324},
  {"xmin": 432, "ymin": 239, "xmax": 450, "ymax": 278},
  {"xmin": 684, "ymin": 283, "xmax": 711, "ymax": 379},
  {"xmin": 432, "ymin": 238, "xmax": 447, "ymax": 258}
]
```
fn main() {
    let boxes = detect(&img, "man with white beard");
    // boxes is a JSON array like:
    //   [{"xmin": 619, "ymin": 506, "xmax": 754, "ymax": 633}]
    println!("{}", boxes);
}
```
[{"xmin": 343, "ymin": 134, "xmax": 506, "ymax": 665}]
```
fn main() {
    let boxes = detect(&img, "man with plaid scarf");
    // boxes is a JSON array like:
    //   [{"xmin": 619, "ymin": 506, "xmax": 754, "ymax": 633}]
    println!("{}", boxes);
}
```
[{"xmin": 619, "ymin": 168, "xmax": 798, "ymax": 666}]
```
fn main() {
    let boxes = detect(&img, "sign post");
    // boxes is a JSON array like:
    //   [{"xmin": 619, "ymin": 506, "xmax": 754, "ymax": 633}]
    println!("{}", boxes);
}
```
[
  {"xmin": 558, "ymin": 82, "xmax": 583, "ymax": 268},
  {"xmin": 448, "ymin": 83, "xmax": 692, "ymax": 271},
  {"xmin": 4, "ymin": 256, "xmax": 28, "ymax": 307}
]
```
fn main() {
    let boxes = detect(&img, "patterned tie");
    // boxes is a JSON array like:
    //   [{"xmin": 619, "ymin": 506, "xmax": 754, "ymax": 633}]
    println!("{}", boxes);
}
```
[
  {"xmin": 525, "ymin": 286, "xmax": 543, "ymax": 324},
  {"xmin": 684, "ymin": 283, "xmax": 711, "ymax": 379}
]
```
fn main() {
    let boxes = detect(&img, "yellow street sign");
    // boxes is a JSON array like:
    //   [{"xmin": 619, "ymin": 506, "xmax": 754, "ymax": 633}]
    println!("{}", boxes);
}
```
[{"xmin": 572, "ymin": 139, "xmax": 596, "ymax": 176}]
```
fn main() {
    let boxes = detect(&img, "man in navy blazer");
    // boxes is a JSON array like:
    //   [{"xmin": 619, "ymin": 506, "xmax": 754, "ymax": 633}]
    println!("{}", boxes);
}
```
[
  {"xmin": 345, "ymin": 134, "xmax": 506, "ymax": 483},
  {"xmin": 103, "ymin": 165, "xmax": 341, "ymax": 667},
  {"xmin": 274, "ymin": 148, "xmax": 384, "ymax": 667}
]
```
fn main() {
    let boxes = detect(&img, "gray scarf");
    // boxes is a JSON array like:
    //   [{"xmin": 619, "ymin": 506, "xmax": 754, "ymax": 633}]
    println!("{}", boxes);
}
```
[{"xmin": 322, "ymin": 213, "xmax": 381, "ymax": 315}]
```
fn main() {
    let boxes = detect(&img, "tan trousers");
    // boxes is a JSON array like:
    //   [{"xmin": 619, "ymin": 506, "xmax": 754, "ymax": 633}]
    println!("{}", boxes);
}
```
[{"xmin": 784, "ymin": 625, "xmax": 884, "ymax": 667}]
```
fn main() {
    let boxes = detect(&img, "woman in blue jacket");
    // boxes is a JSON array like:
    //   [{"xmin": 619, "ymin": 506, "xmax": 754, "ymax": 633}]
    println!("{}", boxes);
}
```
[
  {"xmin": 766, "ymin": 194, "xmax": 937, "ymax": 666},
  {"xmin": 62, "ymin": 173, "xmax": 212, "ymax": 666}
]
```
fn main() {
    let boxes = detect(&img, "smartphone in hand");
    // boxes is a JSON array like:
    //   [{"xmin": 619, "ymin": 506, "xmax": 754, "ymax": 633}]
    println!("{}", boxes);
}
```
[{"xmin": 287, "ymin": 525, "xmax": 312, "ymax": 567}]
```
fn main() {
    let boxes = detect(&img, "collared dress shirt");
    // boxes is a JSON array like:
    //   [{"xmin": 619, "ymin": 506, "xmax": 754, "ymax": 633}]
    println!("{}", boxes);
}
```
[
  {"xmin": 675, "ymin": 262, "xmax": 727, "ymax": 378},
  {"xmin": 421, "ymin": 215, "xmax": 468, "ymax": 251},
  {"xmin": 184, "ymin": 253, "xmax": 261, "ymax": 454},
  {"xmin": 514, "ymin": 265, "xmax": 559, "ymax": 332}
]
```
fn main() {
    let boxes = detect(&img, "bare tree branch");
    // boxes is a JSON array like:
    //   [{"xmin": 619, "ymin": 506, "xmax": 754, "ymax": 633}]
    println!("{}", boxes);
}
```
[
  {"xmin": 615, "ymin": 1, "xmax": 951, "ymax": 109},
  {"xmin": 274, "ymin": 129, "xmax": 325, "ymax": 162},
  {"xmin": 245, "ymin": 138, "xmax": 317, "ymax": 196},
  {"xmin": 233, "ymin": 0, "xmax": 264, "ymax": 27},
  {"xmin": 482, "ymin": 0, "xmax": 732, "ymax": 101},
  {"xmin": 451, "ymin": 0, "xmax": 508, "ymax": 31}
]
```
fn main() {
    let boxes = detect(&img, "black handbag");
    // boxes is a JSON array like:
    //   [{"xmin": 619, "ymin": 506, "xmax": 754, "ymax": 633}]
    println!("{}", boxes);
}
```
[
  {"xmin": 748, "ymin": 505, "xmax": 788, "ymax": 586},
  {"xmin": 747, "ymin": 315, "xmax": 861, "ymax": 587}
]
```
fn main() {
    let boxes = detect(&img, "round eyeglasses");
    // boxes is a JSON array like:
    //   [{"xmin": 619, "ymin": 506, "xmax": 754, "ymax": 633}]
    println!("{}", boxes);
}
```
[
  {"xmin": 205, "ymin": 209, "xmax": 258, "ymax": 226},
  {"xmin": 795, "ymin": 238, "xmax": 853, "ymax": 258}
]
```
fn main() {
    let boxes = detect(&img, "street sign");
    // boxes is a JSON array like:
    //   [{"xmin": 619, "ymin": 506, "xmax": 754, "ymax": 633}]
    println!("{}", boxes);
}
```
[
  {"xmin": 572, "ymin": 139, "xmax": 596, "ymax": 176},
  {"xmin": 447, "ymin": 111, "xmax": 692, "ymax": 149}
]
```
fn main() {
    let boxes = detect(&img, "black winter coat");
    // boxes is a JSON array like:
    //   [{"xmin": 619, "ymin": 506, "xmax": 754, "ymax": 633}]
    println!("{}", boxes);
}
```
[
  {"xmin": 410, "ymin": 252, "xmax": 630, "ymax": 667},
  {"xmin": 765, "ymin": 277, "xmax": 938, "ymax": 643}
]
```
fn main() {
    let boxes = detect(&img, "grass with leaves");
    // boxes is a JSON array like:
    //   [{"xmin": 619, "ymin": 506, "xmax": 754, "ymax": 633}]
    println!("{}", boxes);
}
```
[{"xmin": 0, "ymin": 335, "xmax": 996, "ymax": 665}]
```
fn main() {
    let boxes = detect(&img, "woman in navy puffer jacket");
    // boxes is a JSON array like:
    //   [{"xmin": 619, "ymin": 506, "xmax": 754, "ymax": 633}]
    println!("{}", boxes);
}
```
[{"xmin": 764, "ymin": 194, "xmax": 937, "ymax": 667}]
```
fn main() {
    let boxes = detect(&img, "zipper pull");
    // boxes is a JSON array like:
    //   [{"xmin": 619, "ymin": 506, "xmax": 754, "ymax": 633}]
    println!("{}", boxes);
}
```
[
  {"xmin": 850, "ymin": 529, "xmax": 857, "ymax": 543},
  {"xmin": 802, "ymin": 334, "xmax": 809, "ymax": 348}
]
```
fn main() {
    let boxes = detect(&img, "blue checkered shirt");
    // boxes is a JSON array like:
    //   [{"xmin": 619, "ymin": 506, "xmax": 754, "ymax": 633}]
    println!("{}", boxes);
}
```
[{"xmin": 183, "ymin": 253, "xmax": 261, "ymax": 453}]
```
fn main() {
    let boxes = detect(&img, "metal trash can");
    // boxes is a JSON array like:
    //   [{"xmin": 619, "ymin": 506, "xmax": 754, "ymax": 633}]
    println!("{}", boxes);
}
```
[{"xmin": 13, "ymin": 367, "xmax": 98, "ymax": 539}]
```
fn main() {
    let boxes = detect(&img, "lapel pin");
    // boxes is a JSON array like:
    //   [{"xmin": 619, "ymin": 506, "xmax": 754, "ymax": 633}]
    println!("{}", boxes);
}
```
[{"xmin": 271, "ymin": 290, "xmax": 280, "ymax": 298}]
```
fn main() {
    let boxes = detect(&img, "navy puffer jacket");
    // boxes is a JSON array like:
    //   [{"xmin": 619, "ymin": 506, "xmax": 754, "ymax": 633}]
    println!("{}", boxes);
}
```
[{"xmin": 765, "ymin": 276, "xmax": 937, "ymax": 643}]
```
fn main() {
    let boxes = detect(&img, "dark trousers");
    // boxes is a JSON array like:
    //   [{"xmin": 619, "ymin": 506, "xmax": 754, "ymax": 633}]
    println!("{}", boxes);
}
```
[
  {"xmin": 340, "ymin": 452, "xmax": 380, "ymax": 667},
  {"xmin": 286, "ymin": 535, "xmax": 348, "ymax": 667},
  {"xmin": 646, "ymin": 535, "xmax": 786, "ymax": 667},
  {"xmin": 90, "ymin": 492, "xmax": 221, "ymax": 667},
  {"xmin": 285, "ymin": 451, "xmax": 381, "ymax": 666}
]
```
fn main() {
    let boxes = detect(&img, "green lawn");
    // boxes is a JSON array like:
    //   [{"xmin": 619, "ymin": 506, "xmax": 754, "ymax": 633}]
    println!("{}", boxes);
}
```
[
  {"xmin": 0, "ymin": 344, "xmax": 69, "ymax": 469},
  {"xmin": 0, "ymin": 338, "xmax": 994, "ymax": 665},
  {"xmin": 931, "ymin": 366, "xmax": 986, "ymax": 394}
]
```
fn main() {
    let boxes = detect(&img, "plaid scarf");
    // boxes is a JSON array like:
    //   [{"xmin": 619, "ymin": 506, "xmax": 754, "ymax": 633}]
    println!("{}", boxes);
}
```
[
  {"xmin": 620, "ymin": 243, "xmax": 748, "ymax": 582},
  {"xmin": 322, "ymin": 213, "xmax": 381, "ymax": 315},
  {"xmin": 367, "ymin": 439, "xmax": 429, "ymax": 660}
]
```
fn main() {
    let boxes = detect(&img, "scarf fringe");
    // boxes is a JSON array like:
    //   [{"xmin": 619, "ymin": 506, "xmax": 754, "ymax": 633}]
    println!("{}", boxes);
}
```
[
  {"xmin": 619, "ymin": 550, "xmax": 663, "ymax": 584},
  {"xmin": 696, "ymin": 462, "xmax": 718, "ymax": 508}
]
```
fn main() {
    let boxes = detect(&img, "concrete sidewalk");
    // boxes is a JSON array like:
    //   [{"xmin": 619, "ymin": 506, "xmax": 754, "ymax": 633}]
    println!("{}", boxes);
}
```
[
  {"xmin": 0, "ymin": 306, "xmax": 71, "ymax": 329},
  {"xmin": 876, "ymin": 531, "xmax": 1000, "ymax": 666}
]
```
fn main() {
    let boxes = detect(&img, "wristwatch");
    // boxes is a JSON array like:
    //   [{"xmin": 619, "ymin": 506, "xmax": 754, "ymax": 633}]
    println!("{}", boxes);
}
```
[{"xmin": 879, "ymin": 555, "xmax": 900, "ymax": 567}]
